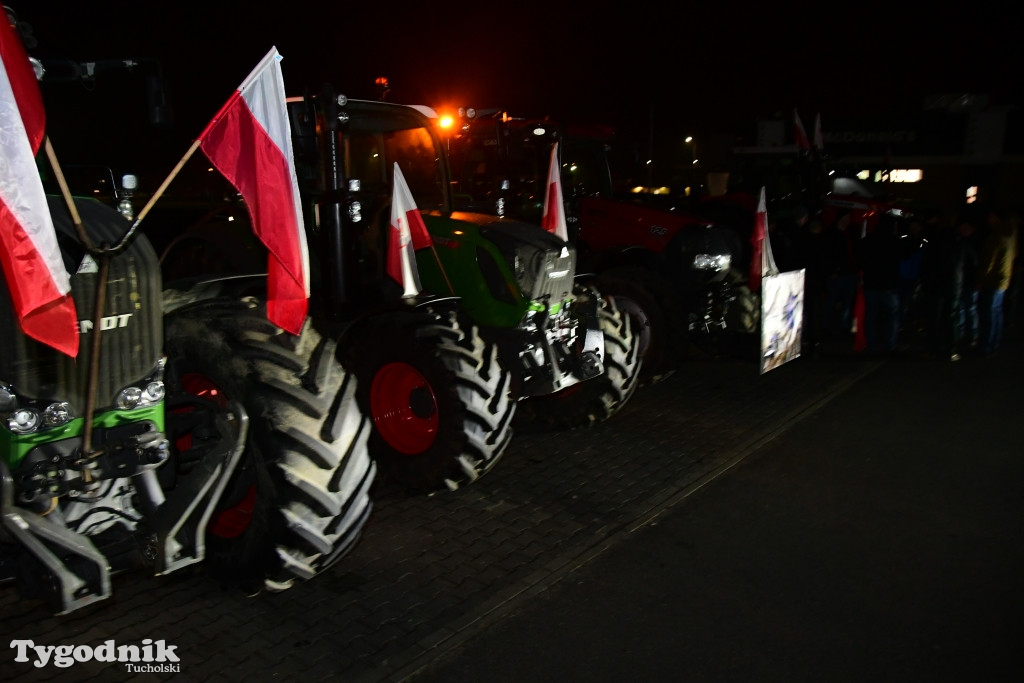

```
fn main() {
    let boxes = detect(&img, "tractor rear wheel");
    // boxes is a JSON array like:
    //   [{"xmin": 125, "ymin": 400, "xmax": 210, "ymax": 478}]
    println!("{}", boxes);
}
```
[
  {"xmin": 164, "ymin": 298, "xmax": 375, "ymax": 593},
  {"xmin": 347, "ymin": 307, "xmax": 515, "ymax": 493}
]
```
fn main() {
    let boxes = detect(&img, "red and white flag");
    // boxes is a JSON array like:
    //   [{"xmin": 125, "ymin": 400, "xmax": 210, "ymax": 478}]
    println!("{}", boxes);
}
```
[
  {"xmin": 198, "ymin": 47, "xmax": 309, "ymax": 335},
  {"xmin": 748, "ymin": 187, "xmax": 777, "ymax": 293},
  {"xmin": 793, "ymin": 109, "xmax": 811, "ymax": 151},
  {"xmin": 0, "ymin": 17, "xmax": 78, "ymax": 357},
  {"xmin": 541, "ymin": 142, "xmax": 568, "ymax": 241},
  {"xmin": 813, "ymin": 112, "xmax": 824, "ymax": 150},
  {"xmin": 387, "ymin": 163, "xmax": 432, "ymax": 297}
]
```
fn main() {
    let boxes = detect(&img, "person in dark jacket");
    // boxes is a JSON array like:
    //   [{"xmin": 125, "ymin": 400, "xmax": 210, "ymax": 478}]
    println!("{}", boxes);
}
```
[
  {"xmin": 918, "ymin": 212, "xmax": 974, "ymax": 360},
  {"xmin": 957, "ymin": 218, "xmax": 981, "ymax": 350},
  {"xmin": 857, "ymin": 214, "xmax": 905, "ymax": 356},
  {"xmin": 897, "ymin": 215, "xmax": 926, "ymax": 336},
  {"xmin": 792, "ymin": 210, "xmax": 826, "ymax": 355},
  {"xmin": 822, "ymin": 210, "xmax": 859, "ymax": 339}
]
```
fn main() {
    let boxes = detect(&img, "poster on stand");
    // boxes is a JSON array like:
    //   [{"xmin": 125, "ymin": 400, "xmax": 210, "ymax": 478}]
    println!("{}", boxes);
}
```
[{"xmin": 760, "ymin": 269, "xmax": 805, "ymax": 374}]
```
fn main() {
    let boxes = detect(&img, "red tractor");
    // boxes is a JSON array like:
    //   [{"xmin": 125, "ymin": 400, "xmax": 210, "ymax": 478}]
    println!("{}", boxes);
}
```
[{"xmin": 445, "ymin": 110, "xmax": 741, "ymax": 381}]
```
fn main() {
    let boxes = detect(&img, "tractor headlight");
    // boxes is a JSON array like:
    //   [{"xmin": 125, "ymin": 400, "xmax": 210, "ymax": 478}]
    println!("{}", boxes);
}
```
[
  {"xmin": 113, "ymin": 358, "xmax": 166, "ymax": 411},
  {"xmin": 0, "ymin": 384, "xmax": 14, "ymax": 411},
  {"xmin": 115, "ymin": 380, "xmax": 165, "ymax": 410},
  {"xmin": 1, "ymin": 382, "xmax": 76, "ymax": 434},
  {"xmin": 9, "ymin": 408, "xmax": 40, "ymax": 434},
  {"xmin": 692, "ymin": 253, "xmax": 731, "ymax": 271},
  {"xmin": 144, "ymin": 382, "xmax": 165, "ymax": 403},
  {"xmin": 42, "ymin": 402, "xmax": 74, "ymax": 428},
  {"xmin": 116, "ymin": 386, "xmax": 143, "ymax": 410}
]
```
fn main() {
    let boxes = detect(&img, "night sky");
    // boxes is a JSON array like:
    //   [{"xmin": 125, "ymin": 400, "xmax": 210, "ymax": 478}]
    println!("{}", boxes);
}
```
[{"xmin": 15, "ymin": 1, "xmax": 1024, "ymax": 182}]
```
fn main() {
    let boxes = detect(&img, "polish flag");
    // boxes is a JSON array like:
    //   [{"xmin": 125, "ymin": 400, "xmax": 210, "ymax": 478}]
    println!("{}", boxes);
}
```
[
  {"xmin": 748, "ymin": 187, "xmax": 778, "ymax": 293},
  {"xmin": 793, "ymin": 109, "xmax": 811, "ymax": 151},
  {"xmin": 541, "ymin": 142, "xmax": 568, "ymax": 241},
  {"xmin": 0, "ymin": 16, "xmax": 79, "ymax": 357},
  {"xmin": 198, "ymin": 47, "xmax": 309, "ymax": 334},
  {"xmin": 386, "ymin": 163, "xmax": 432, "ymax": 297}
]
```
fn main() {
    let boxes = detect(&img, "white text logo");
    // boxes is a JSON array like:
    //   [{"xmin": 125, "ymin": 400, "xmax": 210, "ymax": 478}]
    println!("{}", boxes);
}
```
[
  {"xmin": 10, "ymin": 639, "xmax": 179, "ymax": 669},
  {"xmin": 78, "ymin": 313, "xmax": 133, "ymax": 334}
]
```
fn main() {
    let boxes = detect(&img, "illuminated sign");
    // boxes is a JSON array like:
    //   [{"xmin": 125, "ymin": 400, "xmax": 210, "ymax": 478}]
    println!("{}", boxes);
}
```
[{"xmin": 870, "ymin": 169, "xmax": 923, "ymax": 183}]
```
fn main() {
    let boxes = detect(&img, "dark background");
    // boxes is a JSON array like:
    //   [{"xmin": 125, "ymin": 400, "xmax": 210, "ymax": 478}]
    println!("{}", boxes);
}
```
[{"xmin": 14, "ymin": 1, "xmax": 1024, "ymax": 189}]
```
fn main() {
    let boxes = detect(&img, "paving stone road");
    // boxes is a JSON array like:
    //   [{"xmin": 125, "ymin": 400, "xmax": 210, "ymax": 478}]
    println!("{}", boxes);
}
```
[{"xmin": 1, "ymin": 351, "xmax": 880, "ymax": 682}]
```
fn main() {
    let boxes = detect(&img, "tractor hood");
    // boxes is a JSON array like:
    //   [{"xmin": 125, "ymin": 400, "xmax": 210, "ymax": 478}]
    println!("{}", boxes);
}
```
[{"xmin": 450, "ymin": 212, "xmax": 577, "ymax": 309}]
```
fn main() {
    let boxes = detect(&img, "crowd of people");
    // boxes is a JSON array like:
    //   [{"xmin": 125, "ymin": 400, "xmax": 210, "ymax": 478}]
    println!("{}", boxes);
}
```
[{"xmin": 770, "ymin": 202, "xmax": 1021, "ymax": 361}]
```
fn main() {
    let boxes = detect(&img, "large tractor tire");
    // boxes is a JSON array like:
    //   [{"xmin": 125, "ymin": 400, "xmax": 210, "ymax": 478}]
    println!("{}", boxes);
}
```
[
  {"xmin": 515, "ymin": 293, "xmax": 642, "ymax": 430},
  {"xmin": 346, "ymin": 307, "xmax": 515, "ymax": 493},
  {"xmin": 697, "ymin": 268, "xmax": 761, "ymax": 361},
  {"xmin": 724, "ymin": 268, "xmax": 761, "ymax": 335},
  {"xmin": 596, "ymin": 266, "xmax": 685, "ymax": 385},
  {"xmin": 164, "ymin": 298, "xmax": 375, "ymax": 593}
]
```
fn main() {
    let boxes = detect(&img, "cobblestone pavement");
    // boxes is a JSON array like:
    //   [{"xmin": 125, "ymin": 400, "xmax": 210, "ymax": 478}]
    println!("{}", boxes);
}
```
[{"xmin": 0, "ymin": 352, "xmax": 880, "ymax": 682}]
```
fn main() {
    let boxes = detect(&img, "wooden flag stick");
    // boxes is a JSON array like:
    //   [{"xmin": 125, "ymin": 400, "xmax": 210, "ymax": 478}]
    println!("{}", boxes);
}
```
[
  {"xmin": 45, "ymin": 135, "xmax": 204, "ymax": 255},
  {"xmin": 41, "ymin": 136, "xmax": 104, "ymax": 462},
  {"xmin": 131, "ymin": 138, "xmax": 202, "ymax": 228},
  {"xmin": 43, "ymin": 137, "xmax": 88, "ymax": 247},
  {"xmin": 429, "ymin": 244, "xmax": 455, "ymax": 295}
]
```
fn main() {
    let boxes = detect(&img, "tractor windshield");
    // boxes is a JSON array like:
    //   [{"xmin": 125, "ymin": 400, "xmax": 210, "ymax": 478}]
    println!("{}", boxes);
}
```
[{"xmin": 345, "ymin": 124, "xmax": 445, "ymax": 213}]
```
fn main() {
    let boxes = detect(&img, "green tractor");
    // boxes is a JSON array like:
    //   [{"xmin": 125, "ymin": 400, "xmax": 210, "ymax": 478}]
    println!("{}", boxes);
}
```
[
  {"xmin": 155, "ymin": 87, "xmax": 641, "ymax": 495},
  {"xmin": 0, "ymin": 17, "xmax": 374, "ymax": 612},
  {"xmin": 0, "ymin": 190, "xmax": 376, "ymax": 613},
  {"xmin": 278, "ymin": 92, "xmax": 643, "ymax": 491}
]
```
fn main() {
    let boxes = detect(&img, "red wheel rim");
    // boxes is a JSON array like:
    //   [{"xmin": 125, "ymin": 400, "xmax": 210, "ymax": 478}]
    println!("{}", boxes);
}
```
[
  {"xmin": 370, "ymin": 362, "xmax": 439, "ymax": 455},
  {"xmin": 181, "ymin": 373, "xmax": 228, "ymax": 407},
  {"xmin": 173, "ymin": 372, "xmax": 228, "ymax": 452},
  {"xmin": 208, "ymin": 484, "xmax": 256, "ymax": 539},
  {"xmin": 176, "ymin": 372, "xmax": 255, "ymax": 539}
]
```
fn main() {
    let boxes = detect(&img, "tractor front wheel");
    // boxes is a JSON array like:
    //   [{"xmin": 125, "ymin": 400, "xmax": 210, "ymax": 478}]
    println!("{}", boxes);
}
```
[
  {"xmin": 596, "ymin": 266, "xmax": 684, "ymax": 385},
  {"xmin": 164, "ymin": 298, "xmax": 375, "ymax": 592},
  {"xmin": 347, "ymin": 308, "xmax": 516, "ymax": 493}
]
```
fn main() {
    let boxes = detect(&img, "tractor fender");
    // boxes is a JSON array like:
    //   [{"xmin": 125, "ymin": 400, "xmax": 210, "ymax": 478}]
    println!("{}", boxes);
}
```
[
  {"xmin": 163, "ymin": 275, "xmax": 268, "ymax": 315},
  {"xmin": 332, "ymin": 294, "xmax": 463, "ymax": 348}
]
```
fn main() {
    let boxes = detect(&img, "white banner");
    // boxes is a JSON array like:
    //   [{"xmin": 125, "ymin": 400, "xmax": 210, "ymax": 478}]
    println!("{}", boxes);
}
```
[{"xmin": 760, "ymin": 269, "xmax": 805, "ymax": 374}]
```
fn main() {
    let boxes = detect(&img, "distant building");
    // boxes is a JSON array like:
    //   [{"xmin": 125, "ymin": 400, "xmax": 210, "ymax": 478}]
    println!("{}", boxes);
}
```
[{"xmin": 723, "ymin": 94, "xmax": 1022, "ymax": 214}]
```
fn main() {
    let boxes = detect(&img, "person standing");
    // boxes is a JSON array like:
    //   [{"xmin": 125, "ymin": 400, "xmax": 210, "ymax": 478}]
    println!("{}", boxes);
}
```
[
  {"xmin": 857, "ymin": 214, "xmax": 904, "ymax": 356},
  {"xmin": 919, "ymin": 214, "xmax": 966, "ymax": 361},
  {"xmin": 976, "ymin": 208, "xmax": 1019, "ymax": 355},
  {"xmin": 956, "ymin": 218, "xmax": 981, "ymax": 350},
  {"xmin": 823, "ymin": 210, "xmax": 859, "ymax": 340},
  {"xmin": 897, "ymin": 215, "xmax": 927, "ymax": 341},
  {"xmin": 793, "ymin": 210, "xmax": 827, "ymax": 356},
  {"xmin": 1003, "ymin": 208, "xmax": 1023, "ymax": 341}
]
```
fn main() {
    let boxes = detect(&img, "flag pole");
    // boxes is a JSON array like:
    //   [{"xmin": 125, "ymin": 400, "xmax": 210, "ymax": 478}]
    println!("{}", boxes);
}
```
[
  {"xmin": 45, "ymin": 135, "xmax": 203, "ymax": 255},
  {"xmin": 131, "ymin": 139, "xmax": 203, "ymax": 228},
  {"xmin": 110, "ymin": 138, "xmax": 204, "ymax": 255},
  {"xmin": 429, "ymin": 244, "xmax": 455, "ymax": 294},
  {"xmin": 43, "ymin": 137, "xmax": 89, "ymax": 248},
  {"xmin": 41, "ymin": 136, "xmax": 105, "ymax": 470}
]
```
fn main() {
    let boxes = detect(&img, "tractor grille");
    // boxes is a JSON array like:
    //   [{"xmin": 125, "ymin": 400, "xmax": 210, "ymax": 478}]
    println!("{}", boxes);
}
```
[
  {"xmin": 0, "ymin": 197, "xmax": 163, "ymax": 409},
  {"xmin": 478, "ymin": 219, "xmax": 577, "ymax": 305},
  {"xmin": 527, "ymin": 244, "xmax": 575, "ymax": 306}
]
